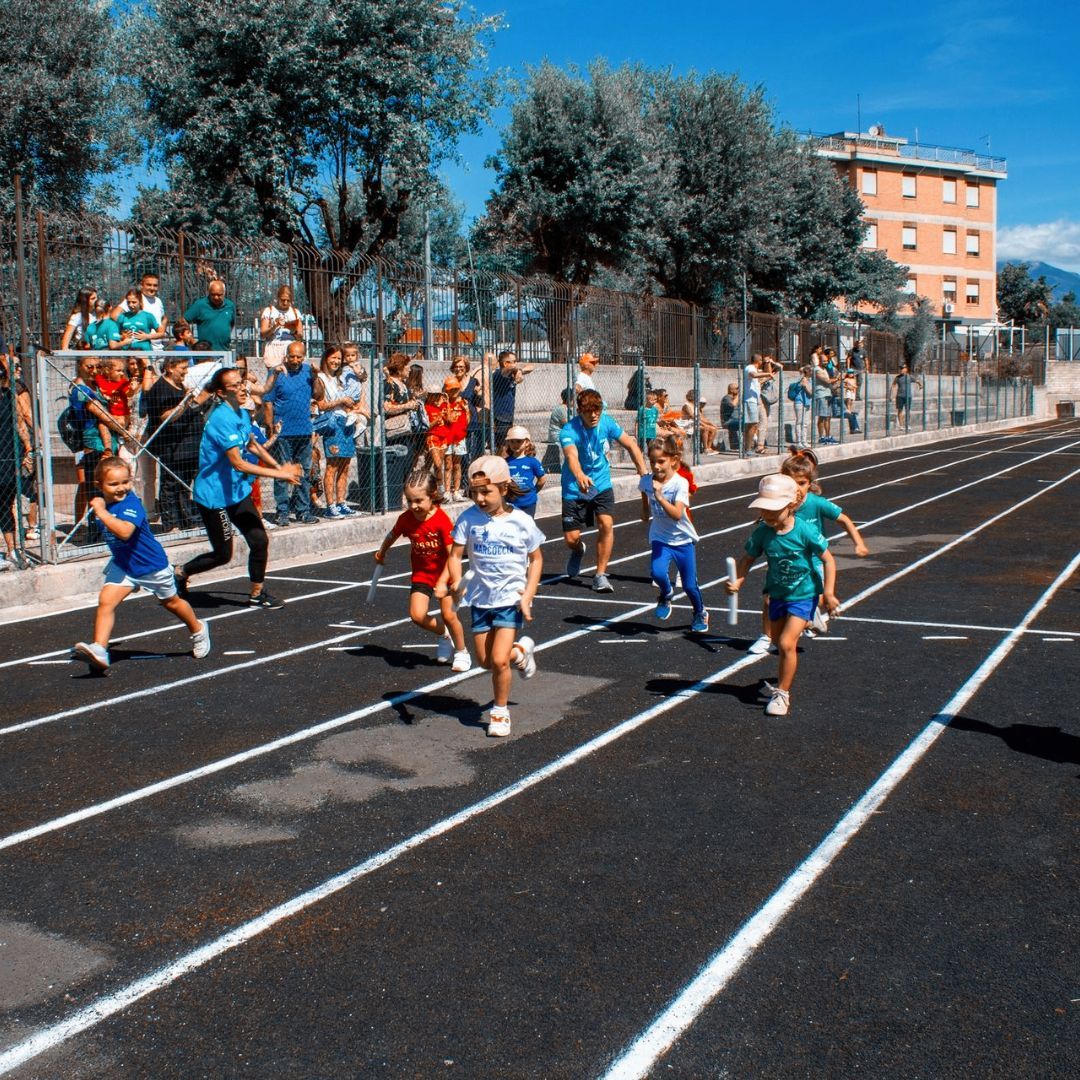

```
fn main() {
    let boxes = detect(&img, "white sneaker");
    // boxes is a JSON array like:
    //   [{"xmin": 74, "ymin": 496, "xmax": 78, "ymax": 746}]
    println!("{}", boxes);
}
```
[
  {"xmin": 436, "ymin": 633, "xmax": 454, "ymax": 664},
  {"xmin": 73, "ymin": 641, "xmax": 109, "ymax": 671},
  {"xmin": 487, "ymin": 709, "xmax": 512, "ymax": 737},
  {"xmin": 451, "ymin": 649, "xmax": 472, "ymax": 673},
  {"xmin": 765, "ymin": 688, "xmax": 790, "ymax": 716},
  {"xmin": 749, "ymin": 633, "xmax": 772, "ymax": 655},
  {"xmin": 512, "ymin": 635, "xmax": 537, "ymax": 679},
  {"xmin": 190, "ymin": 622, "xmax": 211, "ymax": 660}
]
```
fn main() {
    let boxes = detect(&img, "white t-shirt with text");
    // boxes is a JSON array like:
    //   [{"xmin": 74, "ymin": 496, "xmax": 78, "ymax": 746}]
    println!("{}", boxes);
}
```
[{"xmin": 452, "ymin": 505, "xmax": 545, "ymax": 609}]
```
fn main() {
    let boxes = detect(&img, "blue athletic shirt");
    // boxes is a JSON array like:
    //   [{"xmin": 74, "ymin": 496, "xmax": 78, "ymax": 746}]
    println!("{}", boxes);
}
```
[
  {"xmin": 96, "ymin": 492, "xmax": 169, "ymax": 576},
  {"xmin": 559, "ymin": 414, "xmax": 623, "ymax": 498},
  {"xmin": 193, "ymin": 401, "xmax": 255, "ymax": 509},
  {"xmin": 506, "ymin": 454, "xmax": 545, "ymax": 509}
]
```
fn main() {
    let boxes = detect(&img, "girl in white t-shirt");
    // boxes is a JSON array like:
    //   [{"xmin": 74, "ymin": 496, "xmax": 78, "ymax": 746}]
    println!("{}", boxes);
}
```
[
  {"xmin": 640, "ymin": 435, "xmax": 707, "ymax": 633},
  {"xmin": 447, "ymin": 455, "xmax": 544, "ymax": 737},
  {"xmin": 60, "ymin": 287, "xmax": 99, "ymax": 350},
  {"xmin": 259, "ymin": 285, "xmax": 302, "ymax": 366}
]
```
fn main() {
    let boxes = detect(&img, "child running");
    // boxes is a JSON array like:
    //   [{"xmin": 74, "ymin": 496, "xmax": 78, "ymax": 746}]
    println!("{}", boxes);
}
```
[
  {"xmin": 373, "ymin": 470, "xmax": 471, "ymax": 672},
  {"xmin": 447, "ymin": 456, "xmax": 544, "ymax": 738},
  {"xmin": 502, "ymin": 425, "xmax": 546, "ymax": 518},
  {"xmin": 639, "ymin": 435, "xmax": 708, "ymax": 633},
  {"xmin": 727, "ymin": 473, "xmax": 839, "ymax": 717},
  {"xmin": 73, "ymin": 456, "xmax": 210, "ymax": 672}
]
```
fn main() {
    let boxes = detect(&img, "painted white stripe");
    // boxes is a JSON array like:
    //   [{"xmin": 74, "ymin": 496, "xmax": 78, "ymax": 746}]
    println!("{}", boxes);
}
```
[
  {"xmin": 265, "ymin": 575, "xmax": 360, "ymax": 585},
  {"xmin": 401, "ymin": 643, "xmax": 437, "ymax": 650},
  {"xmin": 599, "ymin": 548, "xmax": 1080, "ymax": 1080},
  {"xmin": 326, "ymin": 646, "xmax": 364, "ymax": 652},
  {"xmin": 1041, "ymin": 638, "xmax": 1073, "ymax": 643},
  {"xmin": 27, "ymin": 660, "xmax": 71, "ymax": 666},
  {"xmin": 598, "ymin": 639, "xmax": 648, "ymax": 644},
  {"xmin": 922, "ymin": 635, "xmax": 968, "ymax": 640},
  {"xmin": 0, "ymin": 651, "xmax": 763, "ymax": 1077},
  {"xmin": 222, "ymin": 650, "xmax": 255, "ymax": 656},
  {"xmin": 840, "ymin": 615, "xmax": 1080, "ymax": 638}
]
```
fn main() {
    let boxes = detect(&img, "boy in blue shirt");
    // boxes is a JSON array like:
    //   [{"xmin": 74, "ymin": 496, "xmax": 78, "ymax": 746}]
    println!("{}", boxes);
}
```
[
  {"xmin": 72, "ymin": 457, "xmax": 210, "ymax": 672},
  {"xmin": 726, "ymin": 473, "xmax": 839, "ymax": 717},
  {"xmin": 559, "ymin": 388, "xmax": 648, "ymax": 592}
]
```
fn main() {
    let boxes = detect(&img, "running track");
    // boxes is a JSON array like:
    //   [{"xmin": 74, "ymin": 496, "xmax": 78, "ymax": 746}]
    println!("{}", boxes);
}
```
[{"xmin": 0, "ymin": 420, "xmax": 1077, "ymax": 1078}]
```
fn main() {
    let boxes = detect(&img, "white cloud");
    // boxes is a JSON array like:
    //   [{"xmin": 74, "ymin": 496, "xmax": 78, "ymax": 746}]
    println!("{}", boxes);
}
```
[{"xmin": 997, "ymin": 221, "xmax": 1080, "ymax": 272}]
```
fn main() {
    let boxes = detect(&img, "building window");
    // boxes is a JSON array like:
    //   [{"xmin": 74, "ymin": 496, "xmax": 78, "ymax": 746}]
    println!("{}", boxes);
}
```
[
  {"xmin": 943, "ymin": 178, "xmax": 957, "ymax": 203},
  {"xmin": 902, "ymin": 225, "xmax": 917, "ymax": 250},
  {"xmin": 861, "ymin": 169, "xmax": 877, "ymax": 196},
  {"xmin": 966, "ymin": 231, "xmax": 981, "ymax": 255},
  {"xmin": 902, "ymin": 174, "xmax": 917, "ymax": 198},
  {"xmin": 943, "ymin": 278, "xmax": 958, "ymax": 299},
  {"xmin": 966, "ymin": 281, "xmax": 980, "ymax": 305},
  {"xmin": 904, "ymin": 277, "xmax": 917, "ymax": 295},
  {"xmin": 966, "ymin": 183, "xmax": 980, "ymax": 208},
  {"xmin": 863, "ymin": 222, "xmax": 878, "ymax": 248},
  {"xmin": 943, "ymin": 228, "xmax": 957, "ymax": 255}
]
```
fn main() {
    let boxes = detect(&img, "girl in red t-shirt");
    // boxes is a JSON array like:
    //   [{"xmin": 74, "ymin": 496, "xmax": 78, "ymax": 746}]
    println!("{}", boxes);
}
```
[
  {"xmin": 425, "ymin": 376, "xmax": 470, "ymax": 498},
  {"xmin": 373, "ymin": 470, "xmax": 471, "ymax": 672}
]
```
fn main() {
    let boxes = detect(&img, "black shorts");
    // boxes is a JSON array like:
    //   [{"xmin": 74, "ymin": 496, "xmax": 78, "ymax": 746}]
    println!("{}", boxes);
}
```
[
  {"xmin": 561, "ymin": 486, "xmax": 615, "ymax": 532},
  {"xmin": 410, "ymin": 582, "xmax": 435, "ymax": 598}
]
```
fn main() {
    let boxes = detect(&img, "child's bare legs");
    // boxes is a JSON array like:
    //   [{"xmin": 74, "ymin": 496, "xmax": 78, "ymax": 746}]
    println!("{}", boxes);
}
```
[
  {"xmin": 326, "ymin": 458, "xmax": 349, "ymax": 505},
  {"xmin": 448, "ymin": 455, "xmax": 462, "ymax": 496},
  {"xmin": 160, "ymin": 594, "xmax": 203, "ymax": 634},
  {"xmin": 440, "ymin": 595, "xmax": 466, "ymax": 652},
  {"xmin": 473, "ymin": 626, "xmax": 518, "ymax": 708},
  {"xmin": 409, "ymin": 590, "xmax": 443, "ymax": 636},
  {"xmin": 92, "ymin": 584, "xmax": 134, "ymax": 647},
  {"xmin": 428, "ymin": 446, "xmax": 445, "ymax": 488},
  {"xmin": 770, "ymin": 614, "xmax": 809, "ymax": 692}
]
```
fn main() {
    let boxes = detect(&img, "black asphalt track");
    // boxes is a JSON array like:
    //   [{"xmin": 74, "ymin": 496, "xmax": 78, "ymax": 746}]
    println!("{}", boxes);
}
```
[{"xmin": 0, "ymin": 421, "xmax": 1077, "ymax": 1078}]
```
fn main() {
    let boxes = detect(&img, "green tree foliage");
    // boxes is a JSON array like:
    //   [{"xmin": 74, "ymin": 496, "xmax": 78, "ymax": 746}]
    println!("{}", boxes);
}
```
[
  {"xmin": 475, "ymin": 62, "xmax": 653, "ymax": 284},
  {"xmin": 996, "ymin": 262, "xmax": 1054, "ymax": 326},
  {"xmin": 1048, "ymin": 291, "xmax": 1080, "ymax": 331},
  {"xmin": 0, "ymin": 0, "xmax": 138, "ymax": 210},
  {"xmin": 129, "ymin": 0, "xmax": 499, "ymax": 333}
]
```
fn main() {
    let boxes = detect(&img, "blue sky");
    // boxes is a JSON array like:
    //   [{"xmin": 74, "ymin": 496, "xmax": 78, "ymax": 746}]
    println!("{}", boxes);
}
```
[{"xmin": 439, "ymin": 0, "xmax": 1080, "ymax": 269}]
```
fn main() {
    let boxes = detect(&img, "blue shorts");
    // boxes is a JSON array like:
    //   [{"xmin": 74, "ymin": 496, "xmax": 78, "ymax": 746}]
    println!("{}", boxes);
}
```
[
  {"xmin": 768, "ymin": 596, "xmax": 817, "ymax": 623},
  {"xmin": 470, "ymin": 604, "xmax": 524, "ymax": 633}
]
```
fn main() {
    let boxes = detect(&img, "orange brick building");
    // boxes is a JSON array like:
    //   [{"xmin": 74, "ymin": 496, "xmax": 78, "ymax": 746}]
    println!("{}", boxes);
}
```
[{"xmin": 815, "ymin": 128, "xmax": 1007, "ymax": 324}]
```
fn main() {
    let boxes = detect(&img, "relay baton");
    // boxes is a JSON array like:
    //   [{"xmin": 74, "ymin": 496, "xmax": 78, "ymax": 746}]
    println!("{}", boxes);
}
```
[
  {"xmin": 725, "ymin": 557, "xmax": 739, "ymax": 626},
  {"xmin": 366, "ymin": 562, "xmax": 385, "ymax": 604},
  {"xmin": 452, "ymin": 568, "xmax": 474, "ymax": 607}
]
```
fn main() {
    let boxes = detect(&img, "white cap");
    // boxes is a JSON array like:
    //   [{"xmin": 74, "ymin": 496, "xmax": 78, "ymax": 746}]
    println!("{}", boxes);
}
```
[
  {"xmin": 749, "ymin": 473, "xmax": 799, "ymax": 510},
  {"xmin": 467, "ymin": 455, "xmax": 511, "ymax": 484},
  {"xmin": 505, "ymin": 425, "xmax": 531, "ymax": 441}
]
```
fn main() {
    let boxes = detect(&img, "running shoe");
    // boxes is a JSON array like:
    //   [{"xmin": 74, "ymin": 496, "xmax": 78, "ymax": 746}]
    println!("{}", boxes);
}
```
[
  {"xmin": 487, "ymin": 709, "xmax": 512, "ymax": 737},
  {"xmin": 249, "ymin": 591, "xmax": 285, "ymax": 609},
  {"xmin": 451, "ymin": 649, "xmax": 473, "ymax": 673},
  {"xmin": 436, "ymin": 633, "xmax": 455, "ymax": 664},
  {"xmin": 324, "ymin": 504, "xmax": 344, "ymax": 518},
  {"xmin": 690, "ymin": 611, "xmax": 709, "ymax": 634},
  {"xmin": 655, "ymin": 593, "xmax": 673, "ymax": 621},
  {"xmin": 73, "ymin": 641, "xmax": 109, "ymax": 671},
  {"xmin": 591, "ymin": 573, "xmax": 614, "ymax": 593},
  {"xmin": 190, "ymin": 622, "xmax": 212, "ymax": 659},
  {"xmin": 748, "ymin": 633, "xmax": 772, "ymax": 655},
  {"xmin": 565, "ymin": 541, "xmax": 586, "ymax": 579},
  {"xmin": 337, "ymin": 503, "xmax": 357, "ymax": 516},
  {"xmin": 297, "ymin": 512, "xmax": 321, "ymax": 525},
  {"xmin": 765, "ymin": 688, "xmax": 790, "ymax": 716},
  {"xmin": 512, "ymin": 635, "xmax": 537, "ymax": 679}
]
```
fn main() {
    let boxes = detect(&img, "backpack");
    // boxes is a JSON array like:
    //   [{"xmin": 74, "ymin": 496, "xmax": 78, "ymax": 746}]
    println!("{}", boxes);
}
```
[{"xmin": 57, "ymin": 406, "xmax": 84, "ymax": 452}]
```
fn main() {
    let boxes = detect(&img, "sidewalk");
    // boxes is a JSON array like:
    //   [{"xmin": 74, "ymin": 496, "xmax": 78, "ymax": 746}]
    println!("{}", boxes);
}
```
[{"xmin": 0, "ymin": 415, "xmax": 1039, "ymax": 622}]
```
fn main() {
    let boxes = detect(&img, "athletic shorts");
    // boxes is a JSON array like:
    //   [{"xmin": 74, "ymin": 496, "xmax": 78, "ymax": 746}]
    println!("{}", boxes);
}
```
[
  {"xmin": 411, "ymin": 582, "xmax": 435, "ymax": 598},
  {"xmin": 104, "ymin": 561, "xmax": 178, "ymax": 600},
  {"xmin": 470, "ymin": 604, "xmax": 524, "ymax": 632},
  {"xmin": 767, "ymin": 596, "xmax": 816, "ymax": 623},
  {"xmin": 561, "ymin": 486, "xmax": 615, "ymax": 532}
]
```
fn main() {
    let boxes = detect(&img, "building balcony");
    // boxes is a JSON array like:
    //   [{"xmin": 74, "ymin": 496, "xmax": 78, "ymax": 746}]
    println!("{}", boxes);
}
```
[{"xmin": 809, "ymin": 131, "xmax": 1007, "ymax": 176}]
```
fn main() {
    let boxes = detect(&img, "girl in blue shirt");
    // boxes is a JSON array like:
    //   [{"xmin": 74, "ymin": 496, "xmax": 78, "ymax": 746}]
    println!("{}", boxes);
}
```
[
  {"xmin": 175, "ymin": 368, "xmax": 303, "ymax": 609},
  {"xmin": 501, "ymin": 425, "xmax": 546, "ymax": 518}
]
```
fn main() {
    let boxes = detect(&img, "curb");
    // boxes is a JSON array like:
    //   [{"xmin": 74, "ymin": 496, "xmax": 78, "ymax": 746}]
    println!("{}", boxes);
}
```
[{"xmin": 0, "ymin": 415, "xmax": 1041, "ymax": 622}]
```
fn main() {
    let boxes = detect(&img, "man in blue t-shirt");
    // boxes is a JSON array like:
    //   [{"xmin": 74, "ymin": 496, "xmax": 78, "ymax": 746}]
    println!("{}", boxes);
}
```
[
  {"xmin": 489, "ymin": 350, "xmax": 533, "ymax": 449},
  {"xmin": 182, "ymin": 280, "xmax": 236, "ymax": 352},
  {"xmin": 264, "ymin": 340, "xmax": 324, "ymax": 525},
  {"xmin": 559, "ymin": 388, "xmax": 647, "ymax": 593}
]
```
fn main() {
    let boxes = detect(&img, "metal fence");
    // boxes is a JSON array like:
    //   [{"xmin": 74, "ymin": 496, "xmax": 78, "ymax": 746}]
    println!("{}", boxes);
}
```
[{"xmin": 0, "ymin": 203, "xmax": 1042, "ymax": 570}]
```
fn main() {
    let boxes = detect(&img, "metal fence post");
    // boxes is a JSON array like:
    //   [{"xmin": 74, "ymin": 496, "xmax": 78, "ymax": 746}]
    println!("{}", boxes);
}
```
[
  {"xmin": 692, "ymin": 362, "xmax": 700, "ymax": 466},
  {"xmin": 35, "ymin": 211, "xmax": 51, "ymax": 351},
  {"xmin": 13, "ymin": 174, "xmax": 29, "ymax": 355}
]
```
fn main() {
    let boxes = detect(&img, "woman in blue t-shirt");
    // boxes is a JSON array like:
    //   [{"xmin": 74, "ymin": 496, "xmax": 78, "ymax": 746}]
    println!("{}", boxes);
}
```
[{"xmin": 175, "ymin": 368, "xmax": 304, "ymax": 609}]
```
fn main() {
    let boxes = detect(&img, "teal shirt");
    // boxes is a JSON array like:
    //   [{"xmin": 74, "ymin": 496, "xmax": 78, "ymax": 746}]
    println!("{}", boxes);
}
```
[
  {"xmin": 183, "ymin": 297, "xmax": 236, "ymax": 351},
  {"xmin": 117, "ymin": 309, "xmax": 159, "ymax": 352},
  {"xmin": 796, "ymin": 492, "xmax": 841, "ymax": 535},
  {"xmin": 745, "ymin": 517, "xmax": 828, "ymax": 600},
  {"xmin": 85, "ymin": 318, "xmax": 121, "ymax": 350},
  {"xmin": 637, "ymin": 404, "xmax": 658, "ymax": 441}
]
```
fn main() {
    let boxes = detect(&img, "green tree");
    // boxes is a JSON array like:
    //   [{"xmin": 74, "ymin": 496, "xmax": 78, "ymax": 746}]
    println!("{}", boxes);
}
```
[
  {"xmin": 129, "ymin": 0, "xmax": 499, "ymax": 335},
  {"xmin": 0, "ymin": 0, "xmax": 138, "ymax": 210},
  {"xmin": 996, "ymin": 262, "xmax": 1053, "ymax": 326},
  {"xmin": 1048, "ymin": 290, "xmax": 1080, "ymax": 331}
]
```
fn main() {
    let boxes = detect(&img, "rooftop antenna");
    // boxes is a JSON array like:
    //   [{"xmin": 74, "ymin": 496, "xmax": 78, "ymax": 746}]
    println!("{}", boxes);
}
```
[{"xmin": 857, "ymin": 93, "xmax": 861, "ymax": 133}]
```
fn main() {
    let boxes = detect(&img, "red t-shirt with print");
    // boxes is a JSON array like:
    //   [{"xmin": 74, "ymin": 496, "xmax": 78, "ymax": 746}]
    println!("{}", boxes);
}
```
[{"xmin": 393, "ymin": 507, "xmax": 452, "ymax": 587}]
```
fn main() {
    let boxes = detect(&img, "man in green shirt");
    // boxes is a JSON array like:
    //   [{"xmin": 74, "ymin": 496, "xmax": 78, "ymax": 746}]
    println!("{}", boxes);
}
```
[{"xmin": 183, "ymin": 280, "xmax": 236, "ymax": 352}]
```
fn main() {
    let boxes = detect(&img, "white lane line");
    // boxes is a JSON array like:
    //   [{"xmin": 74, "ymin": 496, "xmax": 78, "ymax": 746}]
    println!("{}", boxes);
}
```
[
  {"xmin": 326, "ymin": 646, "xmax": 364, "ymax": 652},
  {"xmin": 840, "ymin": 615, "xmax": 1080, "ymax": 637},
  {"xmin": 222, "ymin": 651, "xmax": 255, "ymax": 656},
  {"xmin": 1041, "ymin": 638, "xmax": 1073, "ymax": 643},
  {"xmin": 0, "ymin": 650, "xmax": 764, "ymax": 1078},
  {"xmin": 28, "ymin": 660, "xmax": 71, "ymax": 666},
  {"xmin": 266, "ymin": 575, "xmax": 360, "ymax": 585},
  {"xmin": 0, "ymin": 618, "xmax": 412, "ymax": 738},
  {"xmin": 598, "ymin": 639, "xmax": 648, "ymax": 644},
  {"xmin": 327, "ymin": 622, "xmax": 358, "ymax": 629},
  {"xmin": 922, "ymin": 635, "xmax": 968, "ymax": 641},
  {"xmin": 809, "ymin": 637, "xmax": 847, "ymax": 641},
  {"xmin": 599, "ymin": 547, "xmax": 1080, "ymax": 1080},
  {"xmin": 401, "ymin": 644, "xmax": 437, "ymax": 650}
]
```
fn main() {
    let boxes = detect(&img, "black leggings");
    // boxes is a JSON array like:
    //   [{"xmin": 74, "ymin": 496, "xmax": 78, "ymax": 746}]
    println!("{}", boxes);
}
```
[{"xmin": 183, "ymin": 496, "xmax": 269, "ymax": 585}]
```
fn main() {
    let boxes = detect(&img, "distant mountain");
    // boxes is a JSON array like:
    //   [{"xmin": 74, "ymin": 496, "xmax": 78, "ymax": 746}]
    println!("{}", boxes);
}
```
[{"xmin": 997, "ymin": 260, "xmax": 1080, "ymax": 302}]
